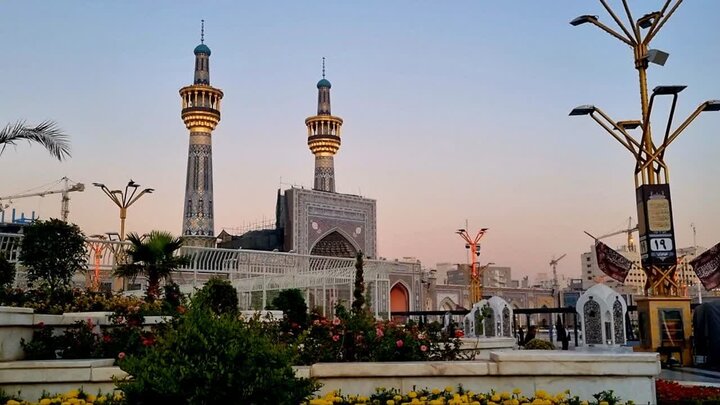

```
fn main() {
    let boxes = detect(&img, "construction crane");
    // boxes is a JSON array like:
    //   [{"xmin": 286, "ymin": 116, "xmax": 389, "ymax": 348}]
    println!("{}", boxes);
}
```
[
  {"xmin": 593, "ymin": 217, "xmax": 638, "ymax": 252},
  {"xmin": 550, "ymin": 254, "xmax": 567, "ymax": 295},
  {"xmin": 0, "ymin": 177, "xmax": 85, "ymax": 222},
  {"xmin": 456, "ymin": 226, "xmax": 489, "ymax": 304}
]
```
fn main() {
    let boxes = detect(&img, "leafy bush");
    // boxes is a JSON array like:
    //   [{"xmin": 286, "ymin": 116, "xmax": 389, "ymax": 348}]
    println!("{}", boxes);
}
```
[
  {"xmin": 0, "ymin": 253, "xmax": 15, "ymax": 288},
  {"xmin": 272, "ymin": 288, "xmax": 309, "ymax": 331},
  {"xmin": 116, "ymin": 305, "xmax": 318, "ymax": 404},
  {"xmin": 524, "ymin": 338, "xmax": 556, "ymax": 350},
  {"xmin": 192, "ymin": 277, "xmax": 238, "ymax": 315},
  {"xmin": 21, "ymin": 322, "xmax": 59, "ymax": 360},
  {"xmin": 19, "ymin": 219, "xmax": 87, "ymax": 290}
]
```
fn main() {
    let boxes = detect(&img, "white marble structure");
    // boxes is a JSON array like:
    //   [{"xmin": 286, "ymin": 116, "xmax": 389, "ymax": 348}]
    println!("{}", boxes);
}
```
[
  {"xmin": 576, "ymin": 283, "xmax": 628, "ymax": 346},
  {"xmin": 463, "ymin": 297, "xmax": 513, "ymax": 338}
]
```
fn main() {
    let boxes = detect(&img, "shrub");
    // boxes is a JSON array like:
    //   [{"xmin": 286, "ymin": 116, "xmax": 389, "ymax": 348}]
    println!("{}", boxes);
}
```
[
  {"xmin": 272, "ymin": 288, "xmax": 309, "ymax": 330},
  {"xmin": 116, "ymin": 306, "xmax": 318, "ymax": 404},
  {"xmin": 0, "ymin": 253, "xmax": 15, "ymax": 288},
  {"xmin": 192, "ymin": 278, "xmax": 238, "ymax": 315},
  {"xmin": 19, "ymin": 219, "xmax": 87, "ymax": 291},
  {"xmin": 524, "ymin": 338, "xmax": 556, "ymax": 350}
]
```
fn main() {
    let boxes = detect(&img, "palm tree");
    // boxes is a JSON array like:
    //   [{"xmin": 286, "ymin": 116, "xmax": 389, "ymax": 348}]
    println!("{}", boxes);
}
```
[
  {"xmin": 0, "ymin": 120, "xmax": 71, "ymax": 161},
  {"xmin": 114, "ymin": 231, "xmax": 190, "ymax": 300}
]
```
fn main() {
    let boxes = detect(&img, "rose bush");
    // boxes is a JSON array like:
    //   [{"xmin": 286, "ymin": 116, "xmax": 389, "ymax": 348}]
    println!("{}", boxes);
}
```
[{"xmin": 656, "ymin": 379, "xmax": 720, "ymax": 404}]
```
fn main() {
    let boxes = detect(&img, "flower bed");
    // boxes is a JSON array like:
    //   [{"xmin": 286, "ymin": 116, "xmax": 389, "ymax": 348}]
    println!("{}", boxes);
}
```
[
  {"xmin": 305, "ymin": 386, "xmax": 630, "ymax": 405},
  {"xmin": 656, "ymin": 379, "xmax": 720, "ymax": 404},
  {"xmin": 1, "ymin": 388, "xmax": 124, "ymax": 405}
]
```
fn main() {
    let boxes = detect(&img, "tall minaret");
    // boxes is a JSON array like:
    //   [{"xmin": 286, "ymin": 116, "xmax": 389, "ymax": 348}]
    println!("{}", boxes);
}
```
[
  {"xmin": 306, "ymin": 58, "xmax": 343, "ymax": 192},
  {"xmin": 179, "ymin": 21, "xmax": 224, "ymax": 247}
]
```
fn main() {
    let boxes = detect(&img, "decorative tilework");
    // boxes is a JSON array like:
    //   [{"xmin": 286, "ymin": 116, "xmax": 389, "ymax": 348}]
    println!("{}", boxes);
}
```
[
  {"xmin": 613, "ymin": 298, "xmax": 625, "ymax": 345},
  {"xmin": 182, "ymin": 141, "xmax": 214, "ymax": 236},
  {"xmin": 584, "ymin": 298, "xmax": 603, "ymax": 345}
]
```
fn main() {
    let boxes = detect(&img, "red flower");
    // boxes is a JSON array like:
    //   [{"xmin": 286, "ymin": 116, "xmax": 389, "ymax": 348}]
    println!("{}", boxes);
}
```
[
  {"xmin": 177, "ymin": 305, "xmax": 187, "ymax": 314},
  {"xmin": 396, "ymin": 339, "xmax": 404, "ymax": 348},
  {"xmin": 455, "ymin": 329, "xmax": 464, "ymax": 338},
  {"xmin": 332, "ymin": 335, "xmax": 340, "ymax": 342},
  {"xmin": 291, "ymin": 322, "xmax": 299, "ymax": 329},
  {"xmin": 103, "ymin": 335, "xmax": 112, "ymax": 343},
  {"xmin": 118, "ymin": 352, "xmax": 126, "ymax": 360},
  {"xmin": 142, "ymin": 336, "xmax": 155, "ymax": 346},
  {"xmin": 332, "ymin": 318, "xmax": 341, "ymax": 326}
]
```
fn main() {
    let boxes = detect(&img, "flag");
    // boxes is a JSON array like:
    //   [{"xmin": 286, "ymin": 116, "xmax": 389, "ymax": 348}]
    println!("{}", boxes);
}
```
[
  {"xmin": 690, "ymin": 242, "xmax": 720, "ymax": 291},
  {"xmin": 595, "ymin": 241, "xmax": 633, "ymax": 283}
]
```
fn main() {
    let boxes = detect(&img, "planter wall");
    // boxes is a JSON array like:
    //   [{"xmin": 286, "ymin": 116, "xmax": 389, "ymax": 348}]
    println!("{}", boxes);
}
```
[
  {"xmin": 307, "ymin": 351, "xmax": 660, "ymax": 404},
  {"xmin": 0, "ymin": 306, "xmax": 169, "ymax": 362}
]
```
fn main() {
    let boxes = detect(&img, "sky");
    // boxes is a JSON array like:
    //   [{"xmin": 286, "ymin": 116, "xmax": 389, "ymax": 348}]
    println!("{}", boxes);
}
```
[{"xmin": 1, "ymin": 1, "xmax": 720, "ymax": 281}]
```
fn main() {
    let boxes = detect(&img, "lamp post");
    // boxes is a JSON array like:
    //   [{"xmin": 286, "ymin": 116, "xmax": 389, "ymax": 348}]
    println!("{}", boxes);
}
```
[
  {"xmin": 569, "ymin": 0, "xmax": 720, "ymax": 297},
  {"xmin": 456, "ymin": 227, "xmax": 489, "ymax": 304},
  {"xmin": 92, "ymin": 180, "xmax": 154, "ymax": 241}
]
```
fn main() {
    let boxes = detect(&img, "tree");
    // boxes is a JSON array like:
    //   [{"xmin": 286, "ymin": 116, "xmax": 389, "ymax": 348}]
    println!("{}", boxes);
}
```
[
  {"xmin": 19, "ymin": 219, "xmax": 86, "ymax": 290},
  {"xmin": 352, "ymin": 251, "xmax": 366, "ymax": 315},
  {"xmin": 0, "ymin": 120, "xmax": 70, "ymax": 161},
  {"xmin": 0, "ymin": 253, "xmax": 15, "ymax": 288},
  {"xmin": 114, "ymin": 231, "xmax": 189, "ymax": 300}
]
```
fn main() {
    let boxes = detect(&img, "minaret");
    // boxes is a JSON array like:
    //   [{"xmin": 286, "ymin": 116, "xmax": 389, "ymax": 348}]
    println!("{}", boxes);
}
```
[
  {"xmin": 179, "ymin": 21, "xmax": 224, "ymax": 247},
  {"xmin": 306, "ymin": 58, "xmax": 343, "ymax": 192}
]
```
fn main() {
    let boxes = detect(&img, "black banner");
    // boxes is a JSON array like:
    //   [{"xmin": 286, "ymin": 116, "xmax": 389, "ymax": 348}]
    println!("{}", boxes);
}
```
[
  {"xmin": 690, "ymin": 243, "xmax": 720, "ymax": 291},
  {"xmin": 595, "ymin": 241, "xmax": 633, "ymax": 283}
]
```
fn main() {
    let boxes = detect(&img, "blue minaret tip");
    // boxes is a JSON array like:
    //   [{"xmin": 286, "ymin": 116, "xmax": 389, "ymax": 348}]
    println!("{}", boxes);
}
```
[
  {"xmin": 317, "ymin": 57, "xmax": 331, "ymax": 88},
  {"xmin": 194, "ymin": 20, "xmax": 211, "ymax": 55}
]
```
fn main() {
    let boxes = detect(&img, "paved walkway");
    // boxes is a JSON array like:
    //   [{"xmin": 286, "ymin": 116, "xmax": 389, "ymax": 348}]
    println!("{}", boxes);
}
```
[{"xmin": 661, "ymin": 367, "xmax": 720, "ymax": 387}]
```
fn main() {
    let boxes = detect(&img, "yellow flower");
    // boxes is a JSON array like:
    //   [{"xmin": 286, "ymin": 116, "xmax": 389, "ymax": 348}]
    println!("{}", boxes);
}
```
[
  {"xmin": 386, "ymin": 401, "xmax": 395, "ymax": 405},
  {"xmin": 40, "ymin": 400, "xmax": 52, "ymax": 405},
  {"xmin": 408, "ymin": 392, "xmax": 417, "ymax": 399},
  {"xmin": 6, "ymin": 400, "xmax": 21, "ymax": 405},
  {"xmin": 512, "ymin": 388, "xmax": 522, "ymax": 395},
  {"xmin": 600, "ymin": 402, "xmax": 609, "ymax": 405},
  {"xmin": 501, "ymin": 392, "xmax": 511, "ymax": 400},
  {"xmin": 491, "ymin": 394, "xmax": 501, "ymax": 402},
  {"xmin": 431, "ymin": 389, "xmax": 441, "ymax": 395},
  {"xmin": 65, "ymin": 391, "xmax": 79, "ymax": 400},
  {"xmin": 445, "ymin": 386, "xmax": 454, "ymax": 393}
]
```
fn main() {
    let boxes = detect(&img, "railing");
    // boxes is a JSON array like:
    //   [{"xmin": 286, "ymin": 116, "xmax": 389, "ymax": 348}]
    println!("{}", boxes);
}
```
[{"xmin": 0, "ymin": 232, "xmax": 401, "ymax": 316}]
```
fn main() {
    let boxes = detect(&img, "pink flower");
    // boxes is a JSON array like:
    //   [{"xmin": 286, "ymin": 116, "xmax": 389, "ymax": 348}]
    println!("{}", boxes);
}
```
[
  {"xmin": 420, "ymin": 345, "xmax": 428, "ymax": 352},
  {"xmin": 313, "ymin": 319, "xmax": 321, "ymax": 326},
  {"xmin": 332, "ymin": 318, "xmax": 341, "ymax": 326},
  {"xmin": 332, "ymin": 335, "xmax": 340, "ymax": 342},
  {"xmin": 417, "ymin": 332, "xmax": 426, "ymax": 340},
  {"xmin": 36, "ymin": 322, "xmax": 45, "ymax": 329},
  {"xmin": 396, "ymin": 339, "xmax": 404, "ymax": 348},
  {"xmin": 118, "ymin": 352, "xmax": 126, "ymax": 360},
  {"xmin": 376, "ymin": 328, "xmax": 384, "ymax": 338}
]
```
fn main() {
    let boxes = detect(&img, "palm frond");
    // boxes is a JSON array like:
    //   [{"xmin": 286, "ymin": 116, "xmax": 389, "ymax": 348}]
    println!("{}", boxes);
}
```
[{"xmin": 0, "ymin": 120, "xmax": 71, "ymax": 161}]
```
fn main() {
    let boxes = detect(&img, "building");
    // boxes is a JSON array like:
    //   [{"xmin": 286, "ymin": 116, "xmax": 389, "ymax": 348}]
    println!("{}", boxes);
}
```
[
  {"xmin": 179, "ymin": 24, "xmax": 224, "ymax": 247},
  {"xmin": 446, "ymin": 264, "xmax": 512, "ymax": 289}
]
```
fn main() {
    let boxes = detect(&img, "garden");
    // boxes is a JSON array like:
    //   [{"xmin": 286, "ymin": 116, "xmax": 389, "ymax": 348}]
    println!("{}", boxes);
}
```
[{"xmin": 0, "ymin": 220, "xmax": 707, "ymax": 404}]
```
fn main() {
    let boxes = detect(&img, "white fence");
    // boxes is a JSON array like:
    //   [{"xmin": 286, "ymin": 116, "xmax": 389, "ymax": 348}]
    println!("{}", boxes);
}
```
[{"xmin": 0, "ymin": 233, "xmax": 399, "ymax": 317}]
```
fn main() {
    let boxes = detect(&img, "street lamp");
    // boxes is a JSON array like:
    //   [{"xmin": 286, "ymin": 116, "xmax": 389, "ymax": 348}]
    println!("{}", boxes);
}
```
[
  {"xmin": 569, "ymin": 1, "xmax": 720, "ymax": 297},
  {"xmin": 93, "ymin": 180, "xmax": 154, "ymax": 241},
  {"xmin": 569, "ymin": 0, "xmax": 719, "ymax": 365}
]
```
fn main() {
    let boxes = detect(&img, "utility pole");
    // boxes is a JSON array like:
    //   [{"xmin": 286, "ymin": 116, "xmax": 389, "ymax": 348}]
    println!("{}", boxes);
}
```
[{"xmin": 456, "ymin": 226, "xmax": 489, "ymax": 304}]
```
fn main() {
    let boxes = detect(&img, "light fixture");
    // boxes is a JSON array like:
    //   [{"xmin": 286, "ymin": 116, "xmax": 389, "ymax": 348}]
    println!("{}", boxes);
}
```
[
  {"xmin": 702, "ymin": 100, "xmax": 720, "ymax": 112},
  {"xmin": 652, "ymin": 85, "xmax": 686, "ymax": 96},
  {"xmin": 638, "ymin": 12, "xmax": 661, "ymax": 29},
  {"xmin": 569, "ymin": 105, "xmax": 596, "ymax": 116},
  {"xmin": 570, "ymin": 15, "xmax": 598, "ymax": 26},
  {"xmin": 616, "ymin": 120, "xmax": 642, "ymax": 130},
  {"xmin": 646, "ymin": 49, "xmax": 669, "ymax": 66}
]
